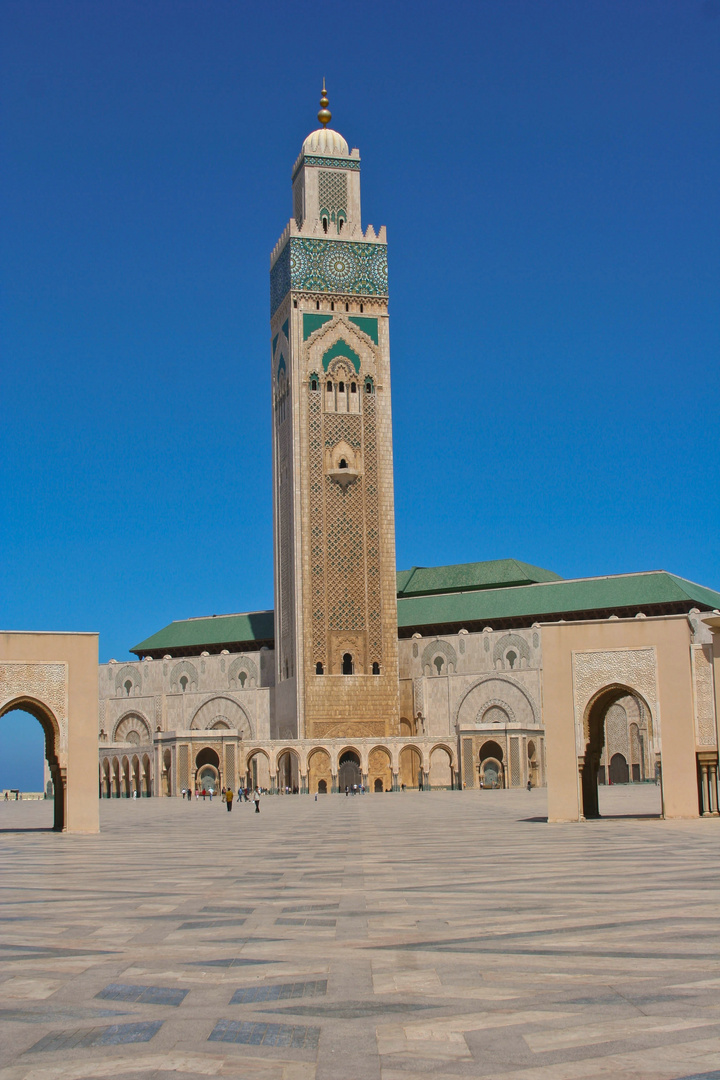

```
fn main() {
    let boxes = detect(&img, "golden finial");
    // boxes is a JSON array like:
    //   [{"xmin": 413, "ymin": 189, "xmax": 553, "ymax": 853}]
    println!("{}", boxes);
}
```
[{"xmin": 317, "ymin": 78, "xmax": 331, "ymax": 128}]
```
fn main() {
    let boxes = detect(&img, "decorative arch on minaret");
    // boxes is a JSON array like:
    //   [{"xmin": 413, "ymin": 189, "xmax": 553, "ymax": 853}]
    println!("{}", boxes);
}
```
[{"xmin": 301, "ymin": 315, "xmax": 382, "ymax": 675}]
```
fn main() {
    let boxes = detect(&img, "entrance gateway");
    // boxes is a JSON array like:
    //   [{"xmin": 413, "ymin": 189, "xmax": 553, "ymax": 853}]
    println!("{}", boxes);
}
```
[{"xmin": 0, "ymin": 632, "xmax": 99, "ymax": 833}]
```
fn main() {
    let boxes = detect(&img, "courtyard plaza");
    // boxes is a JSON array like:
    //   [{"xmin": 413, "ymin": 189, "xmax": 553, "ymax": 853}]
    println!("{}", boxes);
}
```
[{"xmin": 1, "ymin": 789, "xmax": 720, "ymax": 1080}]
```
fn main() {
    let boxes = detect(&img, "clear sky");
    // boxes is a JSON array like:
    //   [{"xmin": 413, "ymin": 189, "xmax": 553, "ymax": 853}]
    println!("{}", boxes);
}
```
[{"xmin": 1, "ymin": 0, "xmax": 719, "ymax": 789}]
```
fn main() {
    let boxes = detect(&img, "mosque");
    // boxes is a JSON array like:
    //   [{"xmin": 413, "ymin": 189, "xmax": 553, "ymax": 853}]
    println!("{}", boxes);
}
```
[{"xmin": 97, "ymin": 86, "xmax": 720, "ymax": 818}]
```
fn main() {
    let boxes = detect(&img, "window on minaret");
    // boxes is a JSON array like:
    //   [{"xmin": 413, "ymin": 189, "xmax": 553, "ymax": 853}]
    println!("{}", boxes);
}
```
[
  {"xmin": 322, "ymin": 217, "xmax": 328, "ymax": 233},
  {"xmin": 434, "ymin": 656, "xmax": 444, "ymax": 675},
  {"xmin": 315, "ymin": 662, "xmax": 324, "ymax": 675},
  {"xmin": 339, "ymin": 459, "xmax": 348, "ymax": 469},
  {"xmin": 342, "ymin": 653, "xmax": 354, "ymax": 675},
  {"xmin": 351, "ymin": 382, "xmax": 356, "ymax": 393},
  {"xmin": 372, "ymin": 662, "xmax": 380, "ymax": 675},
  {"xmin": 338, "ymin": 381, "xmax": 344, "ymax": 393},
  {"xmin": 310, "ymin": 377, "xmax": 318, "ymax": 390}
]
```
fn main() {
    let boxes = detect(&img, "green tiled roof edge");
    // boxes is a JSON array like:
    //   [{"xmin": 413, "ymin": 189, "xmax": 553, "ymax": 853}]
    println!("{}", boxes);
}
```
[
  {"xmin": 396, "ymin": 572, "xmax": 720, "ymax": 628},
  {"xmin": 130, "ymin": 571, "xmax": 720, "ymax": 656},
  {"xmin": 395, "ymin": 558, "xmax": 563, "ymax": 597},
  {"xmin": 132, "ymin": 610, "xmax": 275, "ymax": 654}
]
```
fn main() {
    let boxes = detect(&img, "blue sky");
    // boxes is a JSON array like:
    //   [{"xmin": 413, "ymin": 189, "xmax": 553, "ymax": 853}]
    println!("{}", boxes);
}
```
[{"xmin": 1, "ymin": 0, "xmax": 719, "ymax": 788}]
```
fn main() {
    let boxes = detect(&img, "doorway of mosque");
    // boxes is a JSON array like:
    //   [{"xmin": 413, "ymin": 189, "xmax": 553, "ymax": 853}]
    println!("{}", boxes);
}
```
[
  {"xmin": 277, "ymin": 750, "xmax": 299, "ymax": 793},
  {"xmin": 338, "ymin": 750, "xmax": 361, "ymax": 790},
  {"xmin": 582, "ymin": 688, "xmax": 661, "ymax": 818},
  {"xmin": 195, "ymin": 747, "xmax": 220, "ymax": 793}
]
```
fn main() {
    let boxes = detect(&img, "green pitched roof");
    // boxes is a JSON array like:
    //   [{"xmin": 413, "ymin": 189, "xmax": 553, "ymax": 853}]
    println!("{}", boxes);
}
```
[
  {"xmin": 396, "ymin": 558, "xmax": 562, "ymax": 598},
  {"xmin": 396, "ymin": 571, "xmax": 720, "ymax": 633},
  {"xmin": 130, "ymin": 570, "xmax": 720, "ymax": 658},
  {"xmin": 132, "ymin": 610, "xmax": 274, "ymax": 658}
]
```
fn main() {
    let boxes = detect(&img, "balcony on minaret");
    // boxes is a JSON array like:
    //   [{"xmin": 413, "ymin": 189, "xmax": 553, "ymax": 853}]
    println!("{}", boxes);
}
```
[{"xmin": 325, "ymin": 442, "xmax": 362, "ymax": 489}]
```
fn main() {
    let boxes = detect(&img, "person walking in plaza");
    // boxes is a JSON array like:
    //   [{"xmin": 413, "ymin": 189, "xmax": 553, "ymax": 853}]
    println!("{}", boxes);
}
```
[
  {"xmin": 225, "ymin": 787, "xmax": 233, "ymax": 812},
  {"xmin": 253, "ymin": 788, "xmax": 261, "ymax": 813},
  {"xmin": 527, "ymin": 780, "xmax": 532, "ymax": 792}
]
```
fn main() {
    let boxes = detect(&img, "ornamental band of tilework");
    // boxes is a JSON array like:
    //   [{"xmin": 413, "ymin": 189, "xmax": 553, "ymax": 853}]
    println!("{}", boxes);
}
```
[
  {"xmin": 270, "ymin": 238, "xmax": 389, "ymax": 315},
  {"xmin": 292, "ymin": 155, "xmax": 361, "ymax": 181}
]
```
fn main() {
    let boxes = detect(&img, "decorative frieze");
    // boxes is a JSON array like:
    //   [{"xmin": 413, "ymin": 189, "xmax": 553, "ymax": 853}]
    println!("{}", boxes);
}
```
[
  {"xmin": 572, "ymin": 648, "xmax": 658, "ymax": 753},
  {"xmin": 0, "ymin": 661, "xmax": 68, "ymax": 747},
  {"xmin": 691, "ymin": 644, "xmax": 717, "ymax": 748},
  {"xmin": 271, "ymin": 238, "xmax": 388, "ymax": 315}
]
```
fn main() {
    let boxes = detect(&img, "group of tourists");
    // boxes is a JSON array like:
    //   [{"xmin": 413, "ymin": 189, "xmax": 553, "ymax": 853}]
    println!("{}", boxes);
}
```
[
  {"xmin": 179, "ymin": 786, "xmax": 262, "ymax": 812},
  {"xmin": 222, "ymin": 786, "xmax": 262, "ymax": 813}
]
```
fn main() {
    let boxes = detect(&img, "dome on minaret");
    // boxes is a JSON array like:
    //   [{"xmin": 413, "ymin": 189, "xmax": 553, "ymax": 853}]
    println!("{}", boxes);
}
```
[
  {"xmin": 302, "ymin": 126, "xmax": 349, "ymax": 157},
  {"xmin": 302, "ymin": 81, "xmax": 348, "ymax": 157}
]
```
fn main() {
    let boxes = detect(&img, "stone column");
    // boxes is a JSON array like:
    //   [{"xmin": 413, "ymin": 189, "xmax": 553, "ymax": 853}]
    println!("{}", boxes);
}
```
[
  {"xmin": 700, "ymin": 761, "xmax": 711, "ymax": 816},
  {"xmin": 331, "ymin": 773, "xmax": 338, "ymax": 794},
  {"xmin": 300, "ymin": 773, "xmax": 308, "ymax": 795},
  {"xmin": 391, "ymin": 770, "xmax": 399, "ymax": 792},
  {"xmin": 709, "ymin": 763, "xmax": 718, "ymax": 815}
]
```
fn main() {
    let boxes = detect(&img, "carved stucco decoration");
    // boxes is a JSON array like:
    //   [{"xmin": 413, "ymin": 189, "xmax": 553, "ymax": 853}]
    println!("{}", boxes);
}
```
[
  {"xmin": 413, "ymin": 678, "xmax": 424, "ymax": 719},
  {"xmin": 691, "ymin": 644, "xmax": 717, "ymax": 749},
  {"xmin": 572, "ymin": 648, "xmax": 658, "ymax": 756},
  {"xmin": 0, "ymin": 661, "xmax": 68, "ymax": 753}
]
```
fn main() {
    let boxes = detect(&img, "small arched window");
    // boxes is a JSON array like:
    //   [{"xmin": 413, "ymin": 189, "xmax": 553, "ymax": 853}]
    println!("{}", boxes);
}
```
[
  {"xmin": 326, "ymin": 381, "xmax": 333, "ymax": 392},
  {"xmin": 330, "ymin": 301, "xmax": 334, "ymax": 311},
  {"xmin": 506, "ymin": 650, "xmax": 517, "ymax": 670},
  {"xmin": 372, "ymin": 662, "xmax": 380, "ymax": 675},
  {"xmin": 316, "ymin": 300, "xmax": 320, "ymax": 310},
  {"xmin": 339, "ymin": 458, "xmax": 348, "ymax": 469},
  {"xmin": 434, "ymin": 656, "xmax": 444, "ymax": 675},
  {"xmin": 310, "ymin": 378, "xmax": 318, "ymax": 391},
  {"xmin": 360, "ymin": 303, "xmax": 364, "ymax": 313},
  {"xmin": 345, "ymin": 303, "xmax": 349, "ymax": 312},
  {"xmin": 351, "ymin": 382, "xmax": 357, "ymax": 393},
  {"xmin": 338, "ymin": 381, "xmax": 344, "ymax": 393},
  {"xmin": 342, "ymin": 653, "xmax": 354, "ymax": 675},
  {"xmin": 179, "ymin": 675, "xmax": 188, "ymax": 692},
  {"xmin": 239, "ymin": 671, "xmax": 247, "ymax": 688},
  {"xmin": 124, "ymin": 680, "xmax": 132, "ymax": 696},
  {"xmin": 322, "ymin": 217, "xmax": 328, "ymax": 233},
  {"xmin": 338, "ymin": 219, "xmax": 343, "ymax": 233},
  {"xmin": 315, "ymin": 662, "xmax": 324, "ymax": 675}
]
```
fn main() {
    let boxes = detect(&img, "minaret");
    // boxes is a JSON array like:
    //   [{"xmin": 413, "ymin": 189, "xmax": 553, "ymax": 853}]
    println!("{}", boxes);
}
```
[{"xmin": 269, "ymin": 84, "xmax": 400, "ymax": 741}]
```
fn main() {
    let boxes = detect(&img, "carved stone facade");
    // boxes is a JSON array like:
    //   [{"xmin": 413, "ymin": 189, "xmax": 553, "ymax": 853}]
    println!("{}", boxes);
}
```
[
  {"xmin": 572, "ymin": 647, "xmax": 659, "ymax": 755},
  {"xmin": 0, "ymin": 662, "xmax": 68, "ymax": 748},
  {"xmin": 692, "ymin": 643, "xmax": 717, "ymax": 749}
]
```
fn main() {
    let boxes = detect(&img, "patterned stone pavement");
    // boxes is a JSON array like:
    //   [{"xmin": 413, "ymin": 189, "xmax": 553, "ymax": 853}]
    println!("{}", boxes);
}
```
[{"xmin": 1, "ymin": 787, "xmax": 720, "ymax": 1080}]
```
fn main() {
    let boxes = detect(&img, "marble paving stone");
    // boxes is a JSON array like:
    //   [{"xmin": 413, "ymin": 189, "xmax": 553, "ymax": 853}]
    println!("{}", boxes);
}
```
[
  {"xmin": 230, "ymin": 980, "xmax": 328, "ymax": 1003},
  {"xmin": 2, "ymin": 789, "xmax": 720, "ymax": 1080},
  {"xmin": 0, "ymin": 1007, "xmax": 129, "ymax": 1024},
  {"xmin": 26, "ymin": 1020, "xmax": 164, "ymax": 1052},
  {"xmin": 95, "ymin": 983, "xmax": 189, "ymax": 1006},
  {"xmin": 208, "ymin": 1020, "xmax": 320, "ymax": 1049}
]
